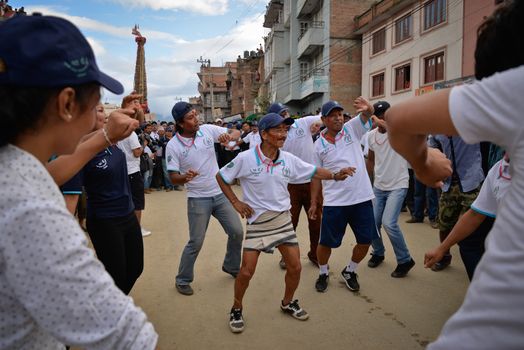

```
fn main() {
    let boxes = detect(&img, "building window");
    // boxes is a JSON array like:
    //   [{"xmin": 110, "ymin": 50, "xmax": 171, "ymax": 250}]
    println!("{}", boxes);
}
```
[
  {"xmin": 300, "ymin": 61, "xmax": 310, "ymax": 81},
  {"xmin": 424, "ymin": 52, "xmax": 445, "ymax": 84},
  {"xmin": 424, "ymin": 0, "xmax": 446, "ymax": 30},
  {"xmin": 395, "ymin": 13, "xmax": 412, "ymax": 44},
  {"xmin": 372, "ymin": 28, "xmax": 386, "ymax": 55},
  {"xmin": 372, "ymin": 73, "xmax": 385, "ymax": 97},
  {"xmin": 394, "ymin": 64, "xmax": 411, "ymax": 91}
]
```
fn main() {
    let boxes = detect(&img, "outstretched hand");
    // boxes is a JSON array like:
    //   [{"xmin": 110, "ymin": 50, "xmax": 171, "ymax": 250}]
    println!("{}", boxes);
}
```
[
  {"xmin": 353, "ymin": 96, "xmax": 374, "ymax": 117},
  {"xmin": 105, "ymin": 108, "xmax": 139, "ymax": 144},
  {"xmin": 218, "ymin": 133, "xmax": 232, "ymax": 144},
  {"xmin": 337, "ymin": 167, "xmax": 356, "ymax": 180}
]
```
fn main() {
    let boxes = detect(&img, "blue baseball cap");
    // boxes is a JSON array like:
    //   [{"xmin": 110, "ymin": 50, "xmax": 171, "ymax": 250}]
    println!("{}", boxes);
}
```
[
  {"xmin": 321, "ymin": 101, "xmax": 344, "ymax": 116},
  {"xmin": 0, "ymin": 14, "xmax": 123, "ymax": 94},
  {"xmin": 258, "ymin": 113, "xmax": 294, "ymax": 131},
  {"xmin": 268, "ymin": 102, "xmax": 289, "ymax": 115},
  {"xmin": 171, "ymin": 101, "xmax": 193, "ymax": 121}
]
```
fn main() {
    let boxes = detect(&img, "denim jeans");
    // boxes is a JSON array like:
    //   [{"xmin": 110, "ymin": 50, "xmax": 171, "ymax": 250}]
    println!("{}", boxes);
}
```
[
  {"xmin": 176, "ymin": 193, "xmax": 243, "ymax": 285},
  {"xmin": 161, "ymin": 159, "xmax": 174, "ymax": 189},
  {"xmin": 413, "ymin": 178, "xmax": 438, "ymax": 221},
  {"xmin": 143, "ymin": 170, "xmax": 152, "ymax": 189},
  {"xmin": 371, "ymin": 187, "xmax": 412, "ymax": 264}
]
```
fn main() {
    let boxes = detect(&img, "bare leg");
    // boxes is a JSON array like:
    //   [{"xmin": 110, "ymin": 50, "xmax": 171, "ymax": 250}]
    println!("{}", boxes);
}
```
[
  {"xmin": 233, "ymin": 250, "xmax": 260, "ymax": 309},
  {"xmin": 351, "ymin": 243, "xmax": 370, "ymax": 263},
  {"xmin": 278, "ymin": 244, "xmax": 302, "ymax": 304},
  {"xmin": 317, "ymin": 244, "xmax": 332, "ymax": 266}
]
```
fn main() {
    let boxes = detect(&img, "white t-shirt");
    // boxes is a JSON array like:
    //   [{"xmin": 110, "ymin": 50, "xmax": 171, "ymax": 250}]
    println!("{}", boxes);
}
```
[
  {"xmin": 429, "ymin": 65, "xmax": 524, "ymax": 349},
  {"xmin": 117, "ymin": 132, "xmax": 141, "ymax": 175},
  {"xmin": 242, "ymin": 131, "xmax": 262, "ymax": 149},
  {"xmin": 165, "ymin": 124, "xmax": 227, "ymax": 198},
  {"xmin": 367, "ymin": 129, "xmax": 409, "ymax": 191},
  {"xmin": 283, "ymin": 115, "xmax": 322, "ymax": 184},
  {"xmin": 470, "ymin": 158, "xmax": 511, "ymax": 218},
  {"xmin": 219, "ymin": 145, "xmax": 317, "ymax": 223},
  {"xmin": 225, "ymin": 140, "xmax": 240, "ymax": 151},
  {"xmin": 361, "ymin": 132, "xmax": 370, "ymax": 157},
  {"xmin": 313, "ymin": 115, "xmax": 374, "ymax": 206}
]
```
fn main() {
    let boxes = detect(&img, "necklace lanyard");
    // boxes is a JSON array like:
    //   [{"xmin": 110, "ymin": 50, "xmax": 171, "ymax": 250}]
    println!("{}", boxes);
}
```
[
  {"xmin": 322, "ymin": 128, "xmax": 345, "ymax": 144},
  {"xmin": 256, "ymin": 145, "xmax": 282, "ymax": 173},
  {"xmin": 374, "ymin": 131, "xmax": 388, "ymax": 145},
  {"xmin": 175, "ymin": 133, "xmax": 196, "ymax": 149}
]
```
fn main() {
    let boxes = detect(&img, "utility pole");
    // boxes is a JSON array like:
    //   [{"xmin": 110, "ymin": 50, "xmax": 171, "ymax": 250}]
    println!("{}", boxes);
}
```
[{"xmin": 197, "ymin": 56, "xmax": 214, "ymax": 122}]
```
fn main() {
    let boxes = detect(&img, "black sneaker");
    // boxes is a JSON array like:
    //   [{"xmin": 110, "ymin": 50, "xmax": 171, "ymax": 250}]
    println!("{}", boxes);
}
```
[
  {"xmin": 367, "ymin": 254, "xmax": 385, "ymax": 268},
  {"xmin": 315, "ymin": 273, "xmax": 329, "ymax": 292},
  {"xmin": 391, "ymin": 259, "xmax": 415, "ymax": 278},
  {"xmin": 175, "ymin": 284, "xmax": 194, "ymax": 296},
  {"xmin": 280, "ymin": 299, "xmax": 309, "ymax": 320},
  {"xmin": 229, "ymin": 308, "xmax": 244, "ymax": 333},
  {"xmin": 431, "ymin": 254, "xmax": 452, "ymax": 272},
  {"xmin": 341, "ymin": 269, "xmax": 360, "ymax": 292}
]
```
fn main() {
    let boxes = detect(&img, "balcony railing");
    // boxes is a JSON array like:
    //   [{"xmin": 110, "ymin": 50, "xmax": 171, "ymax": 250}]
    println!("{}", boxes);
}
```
[{"xmin": 298, "ymin": 21, "xmax": 324, "ymax": 41}]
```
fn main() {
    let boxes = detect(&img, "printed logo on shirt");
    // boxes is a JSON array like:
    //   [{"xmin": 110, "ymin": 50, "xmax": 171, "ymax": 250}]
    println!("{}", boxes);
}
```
[
  {"xmin": 168, "ymin": 155, "xmax": 173, "ymax": 163},
  {"xmin": 227, "ymin": 161, "xmax": 235, "ymax": 168},
  {"xmin": 319, "ymin": 147, "xmax": 334, "ymax": 156},
  {"xmin": 182, "ymin": 148, "xmax": 190, "ymax": 158},
  {"xmin": 96, "ymin": 159, "xmax": 108, "ymax": 170},
  {"xmin": 344, "ymin": 133, "xmax": 353, "ymax": 145},
  {"xmin": 203, "ymin": 137, "xmax": 213, "ymax": 148},
  {"xmin": 249, "ymin": 166, "xmax": 264, "ymax": 176},
  {"xmin": 282, "ymin": 166, "xmax": 291, "ymax": 178}
]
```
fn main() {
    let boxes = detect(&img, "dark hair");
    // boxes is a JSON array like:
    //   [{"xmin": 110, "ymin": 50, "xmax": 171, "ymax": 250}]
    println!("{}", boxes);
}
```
[
  {"xmin": 0, "ymin": 83, "xmax": 100, "ymax": 147},
  {"xmin": 475, "ymin": 0, "xmax": 524, "ymax": 80}
]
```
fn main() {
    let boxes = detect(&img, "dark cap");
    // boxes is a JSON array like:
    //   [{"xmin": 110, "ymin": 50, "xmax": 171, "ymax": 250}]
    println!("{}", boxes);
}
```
[
  {"xmin": 268, "ymin": 102, "xmax": 289, "ymax": 115},
  {"xmin": 0, "ymin": 15, "xmax": 123, "ymax": 94},
  {"xmin": 373, "ymin": 101, "xmax": 391, "ymax": 117},
  {"xmin": 258, "ymin": 113, "xmax": 294, "ymax": 131},
  {"xmin": 321, "ymin": 101, "xmax": 344, "ymax": 116},
  {"xmin": 171, "ymin": 101, "xmax": 193, "ymax": 121}
]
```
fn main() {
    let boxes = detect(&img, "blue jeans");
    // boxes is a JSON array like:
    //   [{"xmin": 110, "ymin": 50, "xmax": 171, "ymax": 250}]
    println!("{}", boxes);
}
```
[
  {"xmin": 161, "ymin": 159, "xmax": 174, "ymax": 190},
  {"xmin": 176, "ymin": 193, "xmax": 243, "ymax": 285},
  {"xmin": 371, "ymin": 188, "xmax": 412, "ymax": 264},
  {"xmin": 143, "ymin": 170, "xmax": 152, "ymax": 189},
  {"xmin": 413, "ymin": 178, "xmax": 438, "ymax": 221}
]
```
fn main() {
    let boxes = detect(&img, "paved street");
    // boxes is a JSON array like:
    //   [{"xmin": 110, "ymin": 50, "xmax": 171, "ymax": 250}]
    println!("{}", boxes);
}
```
[{"xmin": 133, "ymin": 188, "xmax": 469, "ymax": 349}]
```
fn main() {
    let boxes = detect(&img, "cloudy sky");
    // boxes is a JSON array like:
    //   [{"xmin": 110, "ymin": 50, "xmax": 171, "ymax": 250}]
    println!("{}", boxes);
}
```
[{"xmin": 19, "ymin": 0, "xmax": 268, "ymax": 119}]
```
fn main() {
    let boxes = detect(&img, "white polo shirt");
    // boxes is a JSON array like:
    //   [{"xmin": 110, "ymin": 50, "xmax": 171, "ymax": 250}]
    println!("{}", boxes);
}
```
[
  {"xmin": 313, "ymin": 115, "xmax": 374, "ymax": 206},
  {"xmin": 470, "ymin": 158, "xmax": 511, "ymax": 218},
  {"xmin": 283, "ymin": 115, "xmax": 322, "ymax": 184},
  {"xmin": 166, "ymin": 124, "xmax": 227, "ymax": 198},
  {"xmin": 219, "ymin": 145, "xmax": 317, "ymax": 223},
  {"xmin": 117, "ymin": 132, "xmax": 141, "ymax": 175},
  {"xmin": 428, "ymin": 66, "xmax": 524, "ymax": 349},
  {"xmin": 367, "ymin": 129, "xmax": 409, "ymax": 191},
  {"xmin": 242, "ymin": 131, "xmax": 261, "ymax": 149}
]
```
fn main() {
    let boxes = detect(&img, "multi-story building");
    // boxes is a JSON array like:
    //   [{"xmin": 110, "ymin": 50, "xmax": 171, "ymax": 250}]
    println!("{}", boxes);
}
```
[
  {"xmin": 188, "ymin": 96, "xmax": 204, "ymax": 117},
  {"xmin": 197, "ymin": 63, "xmax": 237, "ymax": 122},
  {"xmin": 354, "ymin": 0, "xmax": 498, "ymax": 105},
  {"xmin": 230, "ymin": 50, "xmax": 264, "ymax": 118},
  {"xmin": 263, "ymin": 0, "xmax": 374, "ymax": 115}
]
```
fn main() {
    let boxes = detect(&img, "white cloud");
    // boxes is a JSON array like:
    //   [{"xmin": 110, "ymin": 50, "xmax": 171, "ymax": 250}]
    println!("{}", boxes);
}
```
[
  {"xmin": 108, "ymin": 0, "xmax": 229, "ymax": 15},
  {"xmin": 86, "ymin": 37, "xmax": 106, "ymax": 56},
  {"xmin": 24, "ymin": 5, "xmax": 266, "ymax": 118}
]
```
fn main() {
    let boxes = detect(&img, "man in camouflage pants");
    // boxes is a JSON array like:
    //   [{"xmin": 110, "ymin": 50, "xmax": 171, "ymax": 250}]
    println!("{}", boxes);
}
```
[{"xmin": 429, "ymin": 135, "xmax": 484, "ymax": 271}]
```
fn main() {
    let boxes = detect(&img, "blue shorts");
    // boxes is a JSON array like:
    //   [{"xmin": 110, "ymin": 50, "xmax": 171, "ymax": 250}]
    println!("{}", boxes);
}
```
[{"xmin": 320, "ymin": 200, "xmax": 378, "ymax": 248}]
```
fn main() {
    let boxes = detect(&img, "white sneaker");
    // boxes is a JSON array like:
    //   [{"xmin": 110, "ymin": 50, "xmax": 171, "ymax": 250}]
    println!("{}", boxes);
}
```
[{"xmin": 141, "ymin": 228, "xmax": 152, "ymax": 237}]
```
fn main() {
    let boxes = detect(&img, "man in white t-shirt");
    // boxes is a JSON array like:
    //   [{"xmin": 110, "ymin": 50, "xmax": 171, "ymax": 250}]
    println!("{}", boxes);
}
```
[
  {"xmin": 217, "ymin": 112, "xmax": 354, "ymax": 333},
  {"xmin": 166, "ymin": 101, "xmax": 244, "ymax": 296},
  {"xmin": 239, "ymin": 121, "xmax": 261, "ymax": 150},
  {"xmin": 269, "ymin": 102, "xmax": 323, "ymax": 267},
  {"xmin": 364, "ymin": 99, "xmax": 415, "ymax": 277},
  {"xmin": 309, "ymin": 100, "xmax": 378, "ymax": 293}
]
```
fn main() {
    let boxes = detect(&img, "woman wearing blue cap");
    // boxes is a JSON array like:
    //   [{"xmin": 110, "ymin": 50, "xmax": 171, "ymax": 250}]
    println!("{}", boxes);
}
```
[
  {"xmin": 217, "ymin": 112, "xmax": 355, "ymax": 333},
  {"xmin": 0, "ymin": 15, "xmax": 157, "ymax": 348}
]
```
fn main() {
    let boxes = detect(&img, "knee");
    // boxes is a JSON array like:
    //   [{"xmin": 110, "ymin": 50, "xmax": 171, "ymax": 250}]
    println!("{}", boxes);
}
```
[
  {"xmin": 285, "ymin": 260, "xmax": 302, "ymax": 276},
  {"xmin": 382, "ymin": 221, "xmax": 399, "ymax": 234},
  {"xmin": 238, "ymin": 266, "xmax": 256, "ymax": 281}
]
